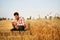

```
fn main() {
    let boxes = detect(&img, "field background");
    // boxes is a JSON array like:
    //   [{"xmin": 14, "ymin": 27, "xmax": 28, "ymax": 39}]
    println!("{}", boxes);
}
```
[{"xmin": 0, "ymin": 18, "xmax": 60, "ymax": 40}]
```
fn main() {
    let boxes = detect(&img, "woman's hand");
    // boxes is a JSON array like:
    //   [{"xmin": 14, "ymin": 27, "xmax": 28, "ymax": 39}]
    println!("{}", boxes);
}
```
[
  {"xmin": 12, "ymin": 22, "xmax": 17, "ymax": 26},
  {"xmin": 12, "ymin": 22, "xmax": 18, "ymax": 29}
]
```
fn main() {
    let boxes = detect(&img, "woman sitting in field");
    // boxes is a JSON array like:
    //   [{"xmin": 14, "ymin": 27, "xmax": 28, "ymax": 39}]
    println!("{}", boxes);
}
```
[{"xmin": 11, "ymin": 12, "xmax": 26, "ymax": 31}]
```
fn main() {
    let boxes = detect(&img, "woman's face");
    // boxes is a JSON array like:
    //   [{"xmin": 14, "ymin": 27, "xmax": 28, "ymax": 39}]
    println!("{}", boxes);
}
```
[{"xmin": 14, "ymin": 15, "xmax": 19, "ymax": 20}]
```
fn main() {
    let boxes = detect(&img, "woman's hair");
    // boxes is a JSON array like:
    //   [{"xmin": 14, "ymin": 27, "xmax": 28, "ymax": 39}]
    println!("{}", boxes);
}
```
[{"xmin": 14, "ymin": 12, "xmax": 19, "ymax": 16}]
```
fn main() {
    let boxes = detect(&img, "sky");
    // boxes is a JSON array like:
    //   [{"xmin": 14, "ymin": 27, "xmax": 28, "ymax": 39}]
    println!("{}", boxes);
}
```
[{"xmin": 0, "ymin": 0, "xmax": 60, "ymax": 19}]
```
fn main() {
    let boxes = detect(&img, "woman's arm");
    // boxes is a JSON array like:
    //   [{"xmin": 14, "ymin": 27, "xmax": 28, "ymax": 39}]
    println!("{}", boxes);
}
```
[{"xmin": 12, "ymin": 22, "xmax": 18, "ymax": 29}]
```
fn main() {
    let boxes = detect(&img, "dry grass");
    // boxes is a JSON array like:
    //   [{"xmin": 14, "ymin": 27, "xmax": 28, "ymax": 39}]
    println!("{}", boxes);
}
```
[{"xmin": 0, "ymin": 19, "xmax": 60, "ymax": 40}]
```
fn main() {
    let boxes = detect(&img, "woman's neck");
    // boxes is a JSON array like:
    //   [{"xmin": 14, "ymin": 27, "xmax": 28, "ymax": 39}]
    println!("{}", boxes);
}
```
[{"xmin": 16, "ymin": 17, "xmax": 19, "ymax": 21}]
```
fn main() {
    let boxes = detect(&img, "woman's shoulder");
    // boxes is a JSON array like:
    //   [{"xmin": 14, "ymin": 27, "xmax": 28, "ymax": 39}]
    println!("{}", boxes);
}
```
[
  {"xmin": 12, "ymin": 19, "xmax": 17, "ymax": 22},
  {"xmin": 19, "ymin": 16, "xmax": 24, "ymax": 19}
]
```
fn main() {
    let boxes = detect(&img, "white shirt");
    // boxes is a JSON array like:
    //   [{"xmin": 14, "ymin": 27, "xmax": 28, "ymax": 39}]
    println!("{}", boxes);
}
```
[{"xmin": 12, "ymin": 17, "xmax": 25, "ymax": 26}]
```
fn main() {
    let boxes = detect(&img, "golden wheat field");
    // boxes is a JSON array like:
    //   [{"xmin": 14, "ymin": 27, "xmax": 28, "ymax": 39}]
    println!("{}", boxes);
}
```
[{"xmin": 0, "ymin": 18, "xmax": 60, "ymax": 40}]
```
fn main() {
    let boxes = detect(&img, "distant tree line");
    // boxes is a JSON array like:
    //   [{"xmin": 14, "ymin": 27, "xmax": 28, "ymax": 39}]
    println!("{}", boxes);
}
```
[
  {"xmin": 26, "ymin": 16, "xmax": 60, "ymax": 20},
  {"xmin": 54, "ymin": 16, "xmax": 60, "ymax": 19},
  {"xmin": 0, "ymin": 17, "xmax": 13, "ymax": 21},
  {"xmin": 27, "ymin": 16, "xmax": 32, "ymax": 20},
  {"xmin": 0, "ymin": 17, "xmax": 6, "ymax": 20},
  {"xmin": 45, "ymin": 16, "xmax": 60, "ymax": 19},
  {"xmin": 0, "ymin": 15, "xmax": 60, "ymax": 21}
]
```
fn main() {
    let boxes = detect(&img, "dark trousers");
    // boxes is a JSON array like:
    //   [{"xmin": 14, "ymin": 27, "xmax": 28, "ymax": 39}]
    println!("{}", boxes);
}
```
[{"xmin": 11, "ymin": 26, "xmax": 25, "ymax": 31}]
